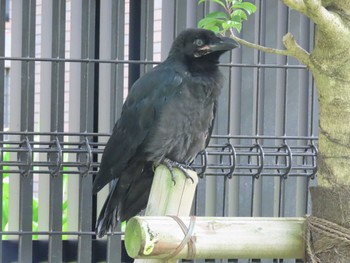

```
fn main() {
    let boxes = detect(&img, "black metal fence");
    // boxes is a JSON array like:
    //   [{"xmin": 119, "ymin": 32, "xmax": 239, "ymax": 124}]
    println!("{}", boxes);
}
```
[{"xmin": 0, "ymin": 0, "xmax": 317, "ymax": 262}]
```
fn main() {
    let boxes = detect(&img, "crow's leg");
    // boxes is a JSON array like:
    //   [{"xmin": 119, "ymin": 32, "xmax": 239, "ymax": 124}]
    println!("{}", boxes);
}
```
[{"xmin": 161, "ymin": 158, "xmax": 194, "ymax": 184}]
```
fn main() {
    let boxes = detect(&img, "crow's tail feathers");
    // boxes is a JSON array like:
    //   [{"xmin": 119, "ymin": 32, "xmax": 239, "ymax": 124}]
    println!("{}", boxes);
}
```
[
  {"xmin": 95, "ymin": 209, "xmax": 118, "ymax": 238},
  {"xmin": 95, "ymin": 180, "xmax": 120, "ymax": 238},
  {"xmin": 95, "ymin": 162, "xmax": 154, "ymax": 238}
]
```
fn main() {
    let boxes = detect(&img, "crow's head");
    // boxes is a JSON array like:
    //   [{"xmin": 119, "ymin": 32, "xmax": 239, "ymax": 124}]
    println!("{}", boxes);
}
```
[{"xmin": 169, "ymin": 28, "xmax": 239, "ymax": 62}]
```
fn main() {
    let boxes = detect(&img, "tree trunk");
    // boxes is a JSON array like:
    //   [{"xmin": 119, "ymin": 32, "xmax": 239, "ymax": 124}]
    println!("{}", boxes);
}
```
[
  {"xmin": 277, "ymin": 1, "xmax": 350, "ymax": 262},
  {"xmin": 311, "ymin": 23, "xmax": 350, "ymax": 187},
  {"xmin": 285, "ymin": 1, "xmax": 350, "ymax": 262}
]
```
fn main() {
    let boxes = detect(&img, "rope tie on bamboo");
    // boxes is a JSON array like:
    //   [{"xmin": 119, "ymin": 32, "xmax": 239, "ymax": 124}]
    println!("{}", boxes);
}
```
[
  {"xmin": 164, "ymin": 216, "xmax": 196, "ymax": 260},
  {"xmin": 306, "ymin": 215, "xmax": 350, "ymax": 263}
]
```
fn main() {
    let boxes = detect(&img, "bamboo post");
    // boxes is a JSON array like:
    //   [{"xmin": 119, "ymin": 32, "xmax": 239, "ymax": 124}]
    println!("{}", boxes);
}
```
[
  {"xmin": 125, "ymin": 216, "xmax": 306, "ymax": 260},
  {"xmin": 129, "ymin": 164, "xmax": 199, "ymax": 263}
]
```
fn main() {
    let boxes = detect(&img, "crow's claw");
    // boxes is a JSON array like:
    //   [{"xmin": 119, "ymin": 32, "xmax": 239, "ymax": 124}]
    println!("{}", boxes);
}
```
[{"xmin": 162, "ymin": 158, "xmax": 194, "ymax": 184}]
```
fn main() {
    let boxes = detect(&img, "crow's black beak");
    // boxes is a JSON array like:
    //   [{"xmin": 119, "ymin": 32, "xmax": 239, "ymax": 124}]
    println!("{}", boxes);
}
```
[{"xmin": 208, "ymin": 36, "xmax": 240, "ymax": 52}]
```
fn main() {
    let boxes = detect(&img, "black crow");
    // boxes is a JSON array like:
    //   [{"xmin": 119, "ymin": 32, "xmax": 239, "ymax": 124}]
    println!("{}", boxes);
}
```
[{"xmin": 93, "ymin": 28, "xmax": 238, "ymax": 237}]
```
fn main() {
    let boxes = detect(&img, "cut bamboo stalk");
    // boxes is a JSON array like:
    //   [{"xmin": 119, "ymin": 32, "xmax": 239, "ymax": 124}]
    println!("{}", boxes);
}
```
[
  {"xmin": 126, "ymin": 216, "xmax": 306, "ymax": 260},
  {"xmin": 130, "ymin": 164, "xmax": 199, "ymax": 263}
]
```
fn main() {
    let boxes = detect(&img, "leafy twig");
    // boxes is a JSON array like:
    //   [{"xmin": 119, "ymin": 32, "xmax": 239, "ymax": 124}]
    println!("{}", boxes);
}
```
[{"xmin": 198, "ymin": 0, "xmax": 313, "ymax": 67}]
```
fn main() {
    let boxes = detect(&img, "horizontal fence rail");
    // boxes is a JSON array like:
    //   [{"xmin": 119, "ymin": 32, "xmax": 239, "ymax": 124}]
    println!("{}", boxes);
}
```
[
  {"xmin": 0, "ymin": 56, "xmax": 308, "ymax": 69},
  {"xmin": 0, "ymin": 131, "xmax": 318, "ymax": 178}
]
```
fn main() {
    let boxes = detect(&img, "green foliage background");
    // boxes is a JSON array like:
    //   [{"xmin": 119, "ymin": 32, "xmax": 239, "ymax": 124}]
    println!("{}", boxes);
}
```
[{"xmin": 198, "ymin": 0, "xmax": 256, "ymax": 34}]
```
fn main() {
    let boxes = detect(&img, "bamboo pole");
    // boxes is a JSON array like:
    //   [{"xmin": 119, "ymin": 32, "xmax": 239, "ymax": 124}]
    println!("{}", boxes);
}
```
[
  {"xmin": 125, "ymin": 216, "xmax": 306, "ymax": 260},
  {"xmin": 130, "ymin": 164, "xmax": 199, "ymax": 263}
]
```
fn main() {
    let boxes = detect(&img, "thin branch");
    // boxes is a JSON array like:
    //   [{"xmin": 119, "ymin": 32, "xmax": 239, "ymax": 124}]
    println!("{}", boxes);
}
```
[
  {"xmin": 229, "ymin": 29, "xmax": 289, "ymax": 56},
  {"xmin": 228, "ymin": 29, "xmax": 313, "ymax": 68}
]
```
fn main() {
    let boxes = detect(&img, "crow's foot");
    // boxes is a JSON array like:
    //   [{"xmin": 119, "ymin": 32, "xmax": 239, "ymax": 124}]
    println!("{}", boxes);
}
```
[{"xmin": 161, "ymin": 158, "xmax": 194, "ymax": 184}]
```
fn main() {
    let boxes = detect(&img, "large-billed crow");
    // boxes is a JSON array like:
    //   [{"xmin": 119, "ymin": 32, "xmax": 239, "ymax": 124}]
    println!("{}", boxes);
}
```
[{"xmin": 93, "ymin": 28, "xmax": 238, "ymax": 237}]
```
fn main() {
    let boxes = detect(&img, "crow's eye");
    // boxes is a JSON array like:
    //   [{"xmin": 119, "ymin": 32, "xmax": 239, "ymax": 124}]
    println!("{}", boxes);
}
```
[{"xmin": 194, "ymin": 39, "xmax": 205, "ymax": 47}]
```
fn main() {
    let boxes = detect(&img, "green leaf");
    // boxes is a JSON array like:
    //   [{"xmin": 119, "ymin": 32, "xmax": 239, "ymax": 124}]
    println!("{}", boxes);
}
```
[
  {"xmin": 231, "ymin": 9, "xmax": 248, "ymax": 21},
  {"xmin": 198, "ymin": 17, "xmax": 225, "ymax": 30},
  {"xmin": 232, "ymin": 2, "xmax": 256, "ymax": 15},
  {"xmin": 205, "ymin": 11, "xmax": 228, "ymax": 20},
  {"xmin": 222, "ymin": 21, "xmax": 230, "ymax": 31},
  {"xmin": 231, "ymin": 16, "xmax": 242, "ymax": 23},
  {"xmin": 223, "ymin": 20, "xmax": 242, "ymax": 33},
  {"xmin": 235, "ymin": 23, "xmax": 242, "ymax": 33},
  {"xmin": 198, "ymin": 11, "xmax": 228, "ymax": 32},
  {"xmin": 203, "ymin": 22, "xmax": 222, "ymax": 33}
]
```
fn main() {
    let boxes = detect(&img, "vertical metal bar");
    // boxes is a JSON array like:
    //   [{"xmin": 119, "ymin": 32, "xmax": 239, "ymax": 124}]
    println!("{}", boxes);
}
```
[
  {"xmin": 19, "ymin": 142, "xmax": 34, "ymax": 263},
  {"xmin": 99, "ymin": 1, "xmax": 124, "ymax": 262},
  {"xmin": 217, "ymin": 48, "xmax": 232, "ymax": 219},
  {"xmin": 174, "ymin": 0, "xmax": 187, "ymax": 33},
  {"xmin": 153, "ymin": 0, "xmax": 162, "ymax": 64},
  {"xmin": 98, "ymin": 0, "xmax": 115, "ymax": 246},
  {"xmin": 78, "ymin": 0, "xmax": 96, "ymax": 262},
  {"xmin": 20, "ymin": 0, "xmax": 36, "ymax": 132},
  {"xmin": 39, "ymin": 0, "xmax": 52, "ymax": 241},
  {"xmin": 48, "ymin": 1, "xmax": 66, "ymax": 262},
  {"xmin": 251, "ymin": 0, "xmax": 266, "ymax": 218},
  {"xmin": 110, "ymin": 0, "xmax": 124, "ymax": 257},
  {"xmin": 68, "ymin": 0, "xmax": 82, "ymax": 238},
  {"xmin": 107, "ymin": 231, "xmax": 122, "ymax": 263},
  {"xmin": 296, "ymin": 13, "xmax": 311, "ymax": 217},
  {"xmin": 0, "ymin": 0, "xmax": 5, "ymax": 259},
  {"xmin": 226, "ymin": 0, "xmax": 243, "ymax": 218},
  {"xmin": 274, "ymin": 1, "xmax": 288, "ymax": 218},
  {"xmin": 128, "ymin": 0, "xmax": 141, "ymax": 87},
  {"xmin": 228, "ymin": 48, "xmax": 243, "ymax": 217},
  {"xmin": 8, "ymin": 0, "xmax": 22, "ymax": 243},
  {"xmin": 111, "ymin": 0, "xmax": 125, "ymax": 123},
  {"xmin": 78, "ymin": 169, "xmax": 93, "ymax": 263},
  {"xmin": 50, "ymin": 0, "xmax": 66, "ymax": 133},
  {"xmin": 186, "ymin": 0, "xmax": 197, "ymax": 28},
  {"xmin": 140, "ymin": 0, "xmax": 154, "ymax": 75},
  {"xmin": 252, "ymin": 0, "xmax": 265, "ymax": 137},
  {"xmin": 205, "ymin": 2, "xmax": 220, "ymax": 218},
  {"xmin": 49, "ymin": 167, "xmax": 63, "ymax": 263},
  {"xmin": 19, "ymin": 0, "xmax": 36, "ymax": 261},
  {"xmin": 161, "ymin": 0, "xmax": 175, "ymax": 59},
  {"xmin": 79, "ymin": 0, "xmax": 96, "ymax": 133}
]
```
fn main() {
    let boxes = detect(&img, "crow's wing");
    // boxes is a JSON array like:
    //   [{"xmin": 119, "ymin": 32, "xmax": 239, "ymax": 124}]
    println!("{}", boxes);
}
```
[{"xmin": 92, "ymin": 66, "xmax": 183, "ymax": 193}]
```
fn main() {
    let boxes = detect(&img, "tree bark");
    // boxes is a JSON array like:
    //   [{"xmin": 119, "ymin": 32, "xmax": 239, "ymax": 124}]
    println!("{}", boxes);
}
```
[{"xmin": 308, "ymin": 1, "xmax": 350, "ymax": 187}]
